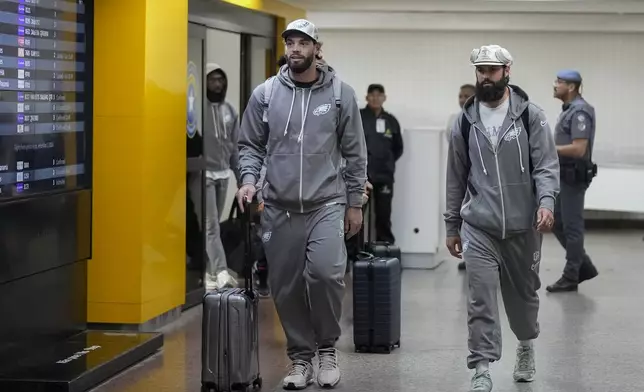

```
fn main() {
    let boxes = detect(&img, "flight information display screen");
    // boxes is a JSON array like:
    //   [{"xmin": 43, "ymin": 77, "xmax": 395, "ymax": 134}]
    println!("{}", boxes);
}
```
[{"xmin": 0, "ymin": 0, "xmax": 91, "ymax": 200}]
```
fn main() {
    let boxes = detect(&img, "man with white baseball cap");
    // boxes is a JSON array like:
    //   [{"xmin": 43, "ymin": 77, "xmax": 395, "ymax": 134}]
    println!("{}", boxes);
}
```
[
  {"xmin": 444, "ymin": 44, "xmax": 560, "ymax": 391},
  {"xmin": 237, "ymin": 18, "xmax": 367, "ymax": 390}
]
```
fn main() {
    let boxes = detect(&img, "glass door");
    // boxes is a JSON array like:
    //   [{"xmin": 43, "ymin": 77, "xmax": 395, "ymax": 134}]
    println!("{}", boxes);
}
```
[{"xmin": 240, "ymin": 34, "xmax": 274, "ymax": 114}]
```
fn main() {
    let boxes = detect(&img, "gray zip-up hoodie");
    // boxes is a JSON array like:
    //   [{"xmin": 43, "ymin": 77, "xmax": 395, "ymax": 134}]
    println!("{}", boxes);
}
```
[
  {"xmin": 444, "ymin": 86, "xmax": 560, "ymax": 239},
  {"xmin": 205, "ymin": 65, "xmax": 240, "ymax": 182},
  {"xmin": 238, "ymin": 64, "xmax": 367, "ymax": 213}
]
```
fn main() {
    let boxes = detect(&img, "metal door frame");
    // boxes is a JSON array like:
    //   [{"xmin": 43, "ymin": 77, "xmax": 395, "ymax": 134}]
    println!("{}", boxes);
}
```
[{"xmin": 184, "ymin": 22, "xmax": 208, "ymax": 310}]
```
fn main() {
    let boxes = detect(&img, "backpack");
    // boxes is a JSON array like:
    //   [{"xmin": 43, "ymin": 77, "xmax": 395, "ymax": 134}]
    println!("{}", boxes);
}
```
[
  {"xmin": 262, "ymin": 75, "xmax": 343, "ymax": 132},
  {"xmin": 459, "ymin": 108, "xmax": 533, "ymax": 173}
]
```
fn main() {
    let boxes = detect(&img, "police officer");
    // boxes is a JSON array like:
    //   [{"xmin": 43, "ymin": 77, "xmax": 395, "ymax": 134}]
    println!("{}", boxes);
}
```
[{"xmin": 546, "ymin": 70, "xmax": 599, "ymax": 293}]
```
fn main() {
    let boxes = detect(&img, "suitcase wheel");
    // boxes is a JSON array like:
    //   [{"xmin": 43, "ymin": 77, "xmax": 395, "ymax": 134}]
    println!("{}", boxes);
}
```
[
  {"xmin": 253, "ymin": 377, "xmax": 263, "ymax": 389},
  {"xmin": 395, "ymin": 340, "xmax": 401, "ymax": 348}
]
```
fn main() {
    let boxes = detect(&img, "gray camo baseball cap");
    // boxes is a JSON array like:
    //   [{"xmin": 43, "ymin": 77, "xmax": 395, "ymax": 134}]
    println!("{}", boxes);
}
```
[{"xmin": 282, "ymin": 19, "xmax": 319, "ymax": 42}]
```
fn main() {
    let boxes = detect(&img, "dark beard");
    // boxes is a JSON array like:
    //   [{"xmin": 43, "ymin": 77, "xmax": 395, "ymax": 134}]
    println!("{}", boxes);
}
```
[
  {"xmin": 476, "ymin": 76, "xmax": 509, "ymax": 103},
  {"xmin": 207, "ymin": 90, "xmax": 224, "ymax": 103},
  {"xmin": 288, "ymin": 55, "xmax": 314, "ymax": 74}
]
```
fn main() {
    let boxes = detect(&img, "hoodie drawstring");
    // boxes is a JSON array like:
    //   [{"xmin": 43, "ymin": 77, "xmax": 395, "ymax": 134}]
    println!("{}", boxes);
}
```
[
  {"xmin": 473, "ymin": 129, "xmax": 488, "ymax": 175},
  {"xmin": 297, "ymin": 90, "xmax": 312, "ymax": 143},
  {"xmin": 283, "ymin": 90, "xmax": 296, "ymax": 136},
  {"xmin": 472, "ymin": 120, "xmax": 525, "ymax": 175},
  {"xmin": 210, "ymin": 105, "xmax": 223, "ymax": 139},
  {"xmin": 514, "ymin": 121, "xmax": 525, "ymax": 173}
]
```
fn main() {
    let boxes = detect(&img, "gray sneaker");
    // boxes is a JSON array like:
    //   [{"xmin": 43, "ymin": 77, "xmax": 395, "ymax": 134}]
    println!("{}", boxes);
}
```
[
  {"xmin": 317, "ymin": 347, "xmax": 341, "ymax": 388},
  {"xmin": 470, "ymin": 371, "xmax": 493, "ymax": 392},
  {"xmin": 513, "ymin": 344, "xmax": 536, "ymax": 382},
  {"xmin": 282, "ymin": 360, "xmax": 314, "ymax": 390}
]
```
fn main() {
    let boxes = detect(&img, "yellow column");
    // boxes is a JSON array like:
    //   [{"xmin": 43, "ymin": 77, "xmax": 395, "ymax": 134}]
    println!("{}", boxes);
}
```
[
  {"xmin": 89, "ymin": 0, "xmax": 188, "ymax": 324},
  {"xmin": 275, "ymin": 17, "xmax": 286, "ymax": 74}
]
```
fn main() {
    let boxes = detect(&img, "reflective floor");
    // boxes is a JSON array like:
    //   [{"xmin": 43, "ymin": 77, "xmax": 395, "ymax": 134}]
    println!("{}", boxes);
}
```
[{"xmin": 92, "ymin": 230, "xmax": 644, "ymax": 392}]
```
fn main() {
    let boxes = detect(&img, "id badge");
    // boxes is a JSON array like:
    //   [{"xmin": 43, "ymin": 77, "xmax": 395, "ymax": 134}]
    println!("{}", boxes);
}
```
[{"xmin": 376, "ymin": 119, "xmax": 386, "ymax": 134}]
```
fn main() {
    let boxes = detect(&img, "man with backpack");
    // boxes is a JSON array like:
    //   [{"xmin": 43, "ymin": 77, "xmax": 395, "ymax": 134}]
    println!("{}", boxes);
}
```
[
  {"xmin": 444, "ymin": 45, "xmax": 560, "ymax": 392},
  {"xmin": 236, "ymin": 19, "xmax": 367, "ymax": 390}
]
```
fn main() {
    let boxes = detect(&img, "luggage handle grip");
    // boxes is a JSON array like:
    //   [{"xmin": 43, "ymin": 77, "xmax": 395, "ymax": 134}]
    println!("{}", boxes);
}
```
[{"xmin": 356, "ymin": 251, "xmax": 375, "ymax": 261}]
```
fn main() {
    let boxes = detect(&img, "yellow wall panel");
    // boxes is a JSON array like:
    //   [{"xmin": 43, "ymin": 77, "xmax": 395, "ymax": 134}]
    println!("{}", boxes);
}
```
[
  {"xmin": 88, "ymin": 302, "xmax": 141, "ymax": 325},
  {"xmin": 143, "ymin": 0, "xmax": 188, "ymax": 118},
  {"xmin": 92, "ymin": 0, "xmax": 145, "ymax": 118},
  {"xmin": 90, "ymin": 0, "xmax": 188, "ymax": 324},
  {"xmin": 275, "ymin": 17, "xmax": 286, "ymax": 73},
  {"xmin": 89, "ymin": 115, "xmax": 144, "ymax": 305},
  {"xmin": 139, "ymin": 0, "xmax": 188, "ymax": 307}
]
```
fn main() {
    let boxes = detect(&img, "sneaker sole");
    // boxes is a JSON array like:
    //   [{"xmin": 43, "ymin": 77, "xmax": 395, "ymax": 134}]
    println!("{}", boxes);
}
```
[
  {"xmin": 283, "ymin": 379, "xmax": 313, "ymax": 390},
  {"xmin": 318, "ymin": 375, "xmax": 341, "ymax": 389},
  {"xmin": 514, "ymin": 374, "xmax": 535, "ymax": 383}
]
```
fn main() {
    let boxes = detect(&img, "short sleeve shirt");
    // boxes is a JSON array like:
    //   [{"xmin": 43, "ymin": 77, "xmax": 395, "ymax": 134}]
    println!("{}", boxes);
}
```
[{"xmin": 554, "ymin": 97, "xmax": 596, "ymax": 164}]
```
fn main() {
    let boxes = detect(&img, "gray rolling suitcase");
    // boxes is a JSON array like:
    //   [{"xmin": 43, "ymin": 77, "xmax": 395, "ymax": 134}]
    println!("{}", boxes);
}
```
[{"xmin": 201, "ymin": 201, "xmax": 262, "ymax": 392}]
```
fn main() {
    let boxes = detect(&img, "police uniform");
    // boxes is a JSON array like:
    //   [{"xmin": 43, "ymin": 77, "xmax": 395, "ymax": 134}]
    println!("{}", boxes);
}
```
[{"xmin": 546, "ymin": 70, "xmax": 599, "ymax": 293}]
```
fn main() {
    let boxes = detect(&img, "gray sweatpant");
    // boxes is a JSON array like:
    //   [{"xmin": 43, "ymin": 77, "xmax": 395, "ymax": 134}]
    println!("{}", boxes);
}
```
[
  {"xmin": 189, "ymin": 173, "xmax": 229, "ymax": 276},
  {"xmin": 261, "ymin": 203, "xmax": 347, "ymax": 362},
  {"xmin": 461, "ymin": 221, "xmax": 542, "ymax": 369}
]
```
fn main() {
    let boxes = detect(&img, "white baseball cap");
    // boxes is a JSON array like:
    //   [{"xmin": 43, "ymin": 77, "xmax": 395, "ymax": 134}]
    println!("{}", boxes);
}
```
[
  {"xmin": 470, "ymin": 45, "xmax": 513, "ymax": 66},
  {"xmin": 282, "ymin": 19, "xmax": 319, "ymax": 42}
]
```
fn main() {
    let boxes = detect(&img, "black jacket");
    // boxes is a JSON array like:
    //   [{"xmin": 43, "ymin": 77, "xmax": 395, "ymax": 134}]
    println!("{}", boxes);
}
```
[{"xmin": 360, "ymin": 107, "xmax": 403, "ymax": 184}]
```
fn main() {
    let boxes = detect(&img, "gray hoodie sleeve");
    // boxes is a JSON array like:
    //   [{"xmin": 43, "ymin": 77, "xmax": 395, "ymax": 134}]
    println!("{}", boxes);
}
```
[
  {"xmin": 444, "ymin": 113, "xmax": 468, "ymax": 237},
  {"xmin": 229, "ymin": 107, "xmax": 241, "ymax": 184},
  {"xmin": 255, "ymin": 164, "xmax": 267, "ymax": 203},
  {"xmin": 338, "ymin": 83, "xmax": 368, "ymax": 208},
  {"xmin": 238, "ymin": 85, "xmax": 268, "ymax": 187},
  {"xmin": 527, "ymin": 104, "xmax": 560, "ymax": 212}
]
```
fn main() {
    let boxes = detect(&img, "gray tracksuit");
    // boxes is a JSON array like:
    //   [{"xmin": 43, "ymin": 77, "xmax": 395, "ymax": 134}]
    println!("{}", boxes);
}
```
[
  {"xmin": 444, "ymin": 86, "xmax": 560, "ymax": 368},
  {"xmin": 238, "ymin": 64, "xmax": 367, "ymax": 362},
  {"xmin": 204, "ymin": 100, "xmax": 241, "ymax": 180},
  {"xmin": 189, "ymin": 65, "xmax": 240, "ymax": 277}
]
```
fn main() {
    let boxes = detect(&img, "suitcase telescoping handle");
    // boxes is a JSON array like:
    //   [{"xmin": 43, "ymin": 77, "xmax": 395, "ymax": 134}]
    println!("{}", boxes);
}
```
[
  {"xmin": 242, "ymin": 198, "xmax": 254, "ymax": 294},
  {"xmin": 363, "ymin": 199, "xmax": 374, "ymax": 248}
]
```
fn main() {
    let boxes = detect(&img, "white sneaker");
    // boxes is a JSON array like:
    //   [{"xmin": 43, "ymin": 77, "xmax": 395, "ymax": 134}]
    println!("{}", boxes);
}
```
[
  {"xmin": 216, "ymin": 270, "xmax": 237, "ymax": 289},
  {"xmin": 204, "ymin": 273, "xmax": 218, "ymax": 291},
  {"xmin": 317, "ymin": 347, "xmax": 341, "ymax": 388},
  {"xmin": 513, "ymin": 344, "xmax": 536, "ymax": 382},
  {"xmin": 470, "ymin": 370, "xmax": 493, "ymax": 392},
  {"xmin": 282, "ymin": 360, "xmax": 314, "ymax": 390}
]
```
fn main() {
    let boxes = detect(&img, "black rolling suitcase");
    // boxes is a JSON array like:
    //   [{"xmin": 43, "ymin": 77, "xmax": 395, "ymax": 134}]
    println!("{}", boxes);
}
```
[
  {"xmin": 201, "ymin": 201, "xmax": 263, "ymax": 392},
  {"xmin": 352, "ymin": 249, "xmax": 402, "ymax": 354}
]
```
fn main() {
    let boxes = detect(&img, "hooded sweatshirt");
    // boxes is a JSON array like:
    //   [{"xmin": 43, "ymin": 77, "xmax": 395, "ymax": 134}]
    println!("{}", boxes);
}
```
[
  {"xmin": 238, "ymin": 64, "xmax": 367, "ymax": 213},
  {"xmin": 444, "ymin": 86, "xmax": 560, "ymax": 239},
  {"xmin": 204, "ymin": 63, "xmax": 240, "ymax": 181}
]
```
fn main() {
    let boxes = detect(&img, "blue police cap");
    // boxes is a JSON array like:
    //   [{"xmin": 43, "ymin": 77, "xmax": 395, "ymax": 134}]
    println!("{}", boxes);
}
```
[{"xmin": 556, "ymin": 69, "xmax": 582, "ymax": 83}]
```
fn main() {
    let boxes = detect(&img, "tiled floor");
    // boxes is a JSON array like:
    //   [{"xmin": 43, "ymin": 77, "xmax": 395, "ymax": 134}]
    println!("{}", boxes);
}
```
[{"xmin": 92, "ymin": 230, "xmax": 644, "ymax": 392}]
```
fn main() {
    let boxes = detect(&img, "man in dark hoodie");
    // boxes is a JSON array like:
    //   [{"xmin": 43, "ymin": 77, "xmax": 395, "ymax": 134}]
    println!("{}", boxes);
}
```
[
  {"xmin": 188, "ymin": 63, "xmax": 240, "ymax": 291},
  {"xmin": 444, "ymin": 45, "xmax": 560, "ymax": 392},
  {"xmin": 237, "ymin": 19, "xmax": 367, "ymax": 391}
]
